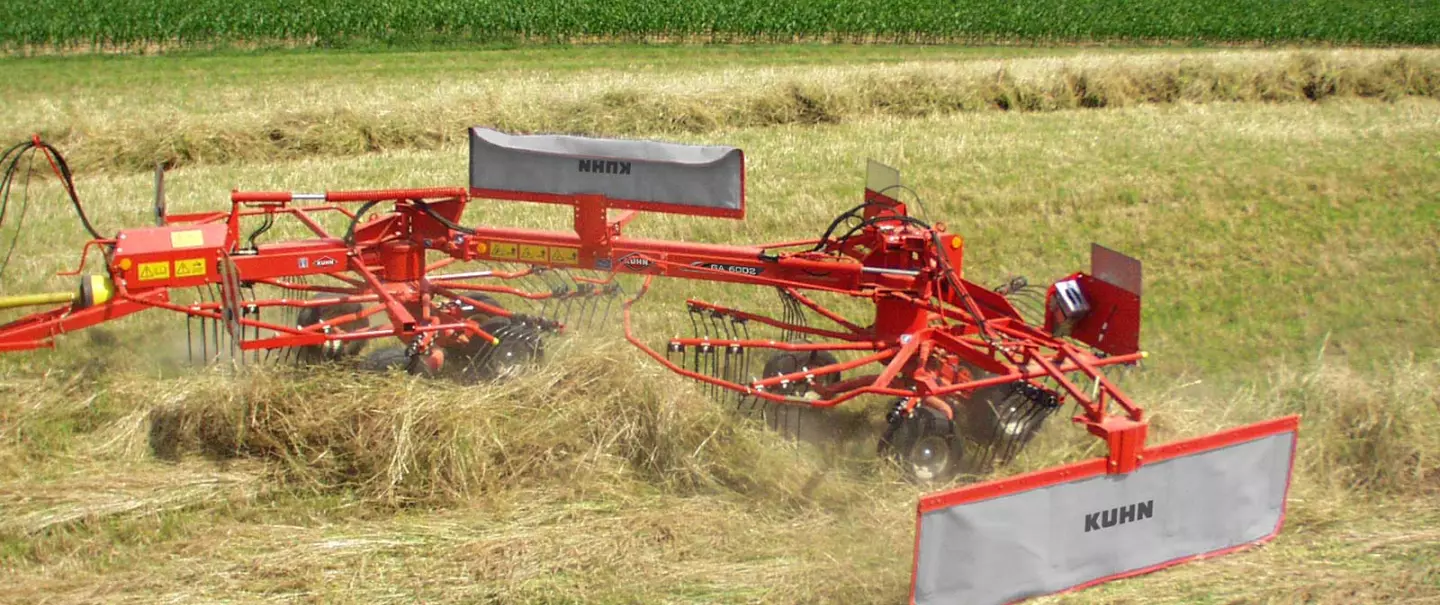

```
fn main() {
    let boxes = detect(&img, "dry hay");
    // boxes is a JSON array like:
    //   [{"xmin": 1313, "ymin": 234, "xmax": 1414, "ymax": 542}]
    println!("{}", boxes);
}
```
[
  {"xmin": 141, "ymin": 340, "xmax": 878, "ymax": 507},
  {"xmin": 15, "ymin": 50, "xmax": 1440, "ymax": 173}
]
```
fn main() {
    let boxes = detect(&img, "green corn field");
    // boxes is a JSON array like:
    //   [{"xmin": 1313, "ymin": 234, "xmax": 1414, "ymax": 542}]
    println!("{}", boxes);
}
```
[{"xmin": 1, "ymin": 0, "xmax": 1436, "ymax": 51}]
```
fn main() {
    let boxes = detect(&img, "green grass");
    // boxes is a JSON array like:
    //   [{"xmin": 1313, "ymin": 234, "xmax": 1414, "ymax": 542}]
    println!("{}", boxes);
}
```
[
  {"xmin": 0, "ymin": 47, "xmax": 1437, "ymax": 603},
  {"xmin": 3, "ymin": 0, "xmax": 1439, "ymax": 52}
]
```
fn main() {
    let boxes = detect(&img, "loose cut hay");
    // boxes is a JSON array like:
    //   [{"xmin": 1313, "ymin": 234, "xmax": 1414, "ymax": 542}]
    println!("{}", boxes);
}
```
[
  {"xmin": 21, "ymin": 51, "xmax": 1440, "ymax": 173},
  {"xmin": 144, "ymin": 341, "xmax": 862, "ymax": 507}
]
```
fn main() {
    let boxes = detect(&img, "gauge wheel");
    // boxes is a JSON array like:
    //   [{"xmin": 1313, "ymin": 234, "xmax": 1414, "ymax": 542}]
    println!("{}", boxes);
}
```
[
  {"xmin": 294, "ymin": 294, "xmax": 369, "ymax": 363},
  {"xmin": 879, "ymin": 405, "xmax": 964, "ymax": 484}
]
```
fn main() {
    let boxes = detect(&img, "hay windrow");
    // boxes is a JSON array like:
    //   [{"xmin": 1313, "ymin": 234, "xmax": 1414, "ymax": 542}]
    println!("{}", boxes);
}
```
[
  {"xmin": 140, "ymin": 342, "xmax": 865, "ymax": 507},
  {"xmin": 126, "ymin": 349, "xmax": 1440, "ymax": 509},
  {"xmin": 14, "ymin": 51, "xmax": 1440, "ymax": 173}
]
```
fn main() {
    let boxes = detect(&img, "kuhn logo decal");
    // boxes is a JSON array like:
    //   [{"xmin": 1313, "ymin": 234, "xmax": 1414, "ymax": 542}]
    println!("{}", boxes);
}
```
[
  {"xmin": 690, "ymin": 262, "xmax": 763, "ymax": 276},
  {"xmin": 314, "ymin": 256, "xmax": 338, "ymax": 268},
  {"xmin": 1084, "ymin": 499, "xmax": 1154, "ymax": 532},
  {"xmin": 617, "ymin": 253, "xmax": 655, "ymax": 271},
  {"xmin": 578, "ymin": 159, "xmax": 631, "ymax": 175}
]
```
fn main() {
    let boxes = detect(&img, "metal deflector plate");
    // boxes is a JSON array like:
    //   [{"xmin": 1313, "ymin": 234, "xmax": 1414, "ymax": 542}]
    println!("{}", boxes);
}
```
[{"xmin": 911, "ymin": 416, "xmax": 1299, "ymax": 605}]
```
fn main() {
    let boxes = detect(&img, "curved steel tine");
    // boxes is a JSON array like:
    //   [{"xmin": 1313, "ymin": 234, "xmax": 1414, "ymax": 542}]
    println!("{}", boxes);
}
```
[
  {"xmin": 545, "ymin": 271, "xmax": 571, "ymax": 324},
  {"xmin": 535, "ymin": 270, "xmax": 553, "ymax": 321},
  {"xmin": 186, "ymin": 311, "xmax": 195, "ymax": 365},
  {"xmin": 599, "ymin": 279, "xmax": 623, "ymax": 326},
  {"xmin": 583, "ymin": 282, "xmax": 603, "ymax": 330},
  {"xmin": 244, "ymin": 282, "xmax": 260, "ymax": 365},
  {"xmin": 706, "ymin": 310, "xmax": 729, "ymax": 396},
  {"xmin": 560, "ymin": 272, "xmax": 584, "ymax": 328},
  {"xmin": 687, "ymin": 304, "xmax": 702, "ymax": 376}
]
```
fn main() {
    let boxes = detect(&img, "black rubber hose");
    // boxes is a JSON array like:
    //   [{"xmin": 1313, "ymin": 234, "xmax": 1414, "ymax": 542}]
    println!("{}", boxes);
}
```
[
  {"xmin": 808, "ymin": 200, "xmax": 906, "ymax": 252},
  {"xmin": 412, "ymin": 198, "xmax": 476, "ymax": 235}
]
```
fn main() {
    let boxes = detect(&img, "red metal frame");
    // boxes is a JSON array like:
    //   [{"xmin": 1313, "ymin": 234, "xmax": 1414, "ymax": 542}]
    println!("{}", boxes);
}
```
[
  {"xmin": 3, "ymin": 168, "xmax": 1151, "ymax": 470},
  {"xmin": 0, "ymin": 136, "xmax": 1309, "ymax": 603}
]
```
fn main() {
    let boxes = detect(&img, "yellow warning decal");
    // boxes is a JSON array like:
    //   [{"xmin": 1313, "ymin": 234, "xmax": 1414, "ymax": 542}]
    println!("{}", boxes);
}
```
[
  {"xmin": 137, "ymin": 261, "xmax": 170, "ymax": 281},
  {"xmin": 550, "ymin": 247, "xmax": 579, "ymax": 265},
  {"xmin": 490, "ymin": 242, "xmax": 518, "ymax": 260},
  {"xmin": 170, "ymin": 230, "xmax": 205, "ymax": 249},
  {"xmin": 520, "ymin": 244, "xmax": 548, "ymax": 263},
  {"xmin": 174, "ymin": 258, "xmax": 207, "ymax": 278}
]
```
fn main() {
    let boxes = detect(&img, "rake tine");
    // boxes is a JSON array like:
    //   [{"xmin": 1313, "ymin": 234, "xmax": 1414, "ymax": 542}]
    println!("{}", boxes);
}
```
[
  {"xmin": 536, "ymin": 277, "xmax": 552, "ymax": 323},
  {"xmin": 686, "ymin": 305, "xmax": 702, "ymax": 377},
  {"xmin": 531, "ymin": 268, "xmax": 554, "ymax": 319},
  {"xmin": 993, "ymin": 393, "xmax": 1023, "ymax": 465},
  {"xmin": 666, "ymin": 340, "xmax": 683, "ymax": 368},
  {"xmin": 200, "ymin": 315, "xmax": 209, "ymax": 366},
  {"xmin": 798, "ymin": 402, "xmax": 806, "ymax": 444},
  {"xmin": 583, "ymin": 284, "xmax": 604, "ymax": 330},
  {"xmin": 720, "ymin": 312, "xmax": 739, "ymax": 400},
  {"xmin": 474, "ymin": 325, "xmax": 507, "ymax": 371},
  {"xmin": 588, "ymin": 280, "xmax": 609, "ymax": 329},
  {"xmin": 186, "ymin": 313, "xmax": 195, "ymax": 364},
  {"xmin": 208, "ymin": 285, "xmax": 222, "ymax": 365},
  {"xmin": 707, "ymin": 311, "xmax": 728, "ymax": 397},
  {"xmin": 220, "ymin": 256, "xmax": 241, "ymax": 367},
  {"xmin": 709, "ymin": 341, "xmax": 720, "ymax": 399},
  {"xmin": 231, "ymin": 263, "xmax": 241, "ymax": 366},
  {"xmin": 557, "ymin": 271, "xmax": 575, "ymax": 327},
  {"xmin": 979, "ymin": 388, "xmax": 1025, "ymax": 466},
  {"xmin": 547, "ymin": 273, "xmax": 570, "ymax": 325},
  {"xmin": 598, "ymin": 284, "xmax": 616, "ymax": 327},
  {"xmin": 738, "ymin": 317, "xmax": 751, "ymax": 381},
  {"xmin": 245, "ymin": 284, "xmax": 261, "ymax": 366},
  {"xmin": 572, "ymin": 283, "xmax": 593, "ymax": 330},
  {"xmin": 518, "ymin": 269, "xmax": 544, "ymax": 312},
  {"xmin": 562, "ymin": 281, "xmax": 585, "ymax": 328}
]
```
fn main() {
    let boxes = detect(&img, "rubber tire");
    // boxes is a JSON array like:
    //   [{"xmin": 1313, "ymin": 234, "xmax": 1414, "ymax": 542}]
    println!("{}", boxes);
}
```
[
  {"xmin": 359, "ymin": 347, "xmax": 440, "ymax": 378},
  {"xmin": 879, "ymin": 405, "xmax": 965, "ymax": 484},
  {"xmin": 294, "ymin": 294, "xmax": 368, "ymax": 363},
  {"xmin": 452, "ymin": 316, "xmax": 541, "ymax": 382},
  {"xmin": 760, "ymin": 350, "xmax": 842, "ymax": 397},
  {"xmin": 361, "ymin": 347, "xmax": 411, "ymax": 372},
  {"xmin": 461, "ymin": 293, "xmax": 503, "ymax": 324}
]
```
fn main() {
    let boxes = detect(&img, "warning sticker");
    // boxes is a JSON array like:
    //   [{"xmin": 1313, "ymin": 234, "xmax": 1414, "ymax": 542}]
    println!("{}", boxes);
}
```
[
  {"xmin": 520, "ymin": 244, "xmax": 548, "ymax": 263},
  {"xmin": 490, "ymin": 242, "xmax": 518, "ymax": 260},
  {"xmin": 174, "ymin": 258, "xmax": 207, "ymax": 278},
  {"xmin": 137, "ymin": 261, "xmax": 170, "ymax": 281},
  {"xmin": 550, "ymin": 247, "xmax": 579, "ymax": 265},
  {"xmin": 170, "ymin": 230, "xmax": 205, "ymax": 249}
]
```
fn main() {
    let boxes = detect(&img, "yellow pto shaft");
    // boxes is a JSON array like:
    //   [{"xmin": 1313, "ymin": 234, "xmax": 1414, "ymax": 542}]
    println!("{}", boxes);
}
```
[
  {"xmin": 0, "ymin": 291, "xmax": 75, "ymax": 310},
  {"xmin": 0, "ymin": 275, "xmax": 114, "ymax": 311}
]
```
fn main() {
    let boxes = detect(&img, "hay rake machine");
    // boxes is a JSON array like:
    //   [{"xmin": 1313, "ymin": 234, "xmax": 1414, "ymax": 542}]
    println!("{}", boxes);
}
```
[{"xmin": 1, "ymin": 130, "xmax": 1299, "ymax": 604}]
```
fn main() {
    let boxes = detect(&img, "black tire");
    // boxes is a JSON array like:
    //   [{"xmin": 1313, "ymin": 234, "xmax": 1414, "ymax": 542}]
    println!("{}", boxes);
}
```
[
  {"xmin": 450, "ymin": 316, "xmax": 541, "ymax": 382},
  {"xmin": 879, "ymin": 405, "xmax": 965, "ymax": 484},
  {"xmin": 760, "ymin": 350, "xmax": 842, "ymax": 397},
  {"xmin": 360, "ymin": 347, "xmax": 410, "ymax": 373},
  {"xmin": 294, "ymin": 294, "xmax": 369, "ymax": 363},
  {"xmin": 461, "ymin": 293, "xmax": 503, "ymax": 324},
  {"xmin": 754, "ymin": 350, "xmax": 843, "ymax": 439},
  {"xmin": 360, "ymin": 346, "xmax": 439, "ymax": 378}
]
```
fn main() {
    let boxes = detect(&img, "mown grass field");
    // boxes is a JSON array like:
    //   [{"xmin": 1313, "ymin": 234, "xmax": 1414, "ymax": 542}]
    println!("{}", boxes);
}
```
[
  {"xmin": 3, "ymin": 0, "xmax": 1438, "ymax": 51},
  {"xmin": 0, "ymin": 46, "xmax": 1437, "ymax": 603}
]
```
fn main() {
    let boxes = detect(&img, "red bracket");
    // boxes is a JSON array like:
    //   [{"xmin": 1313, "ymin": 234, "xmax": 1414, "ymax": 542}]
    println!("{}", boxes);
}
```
[{"xmin": 1082, "ymin": 416, "xmax": 1149, "ymax": 474}]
